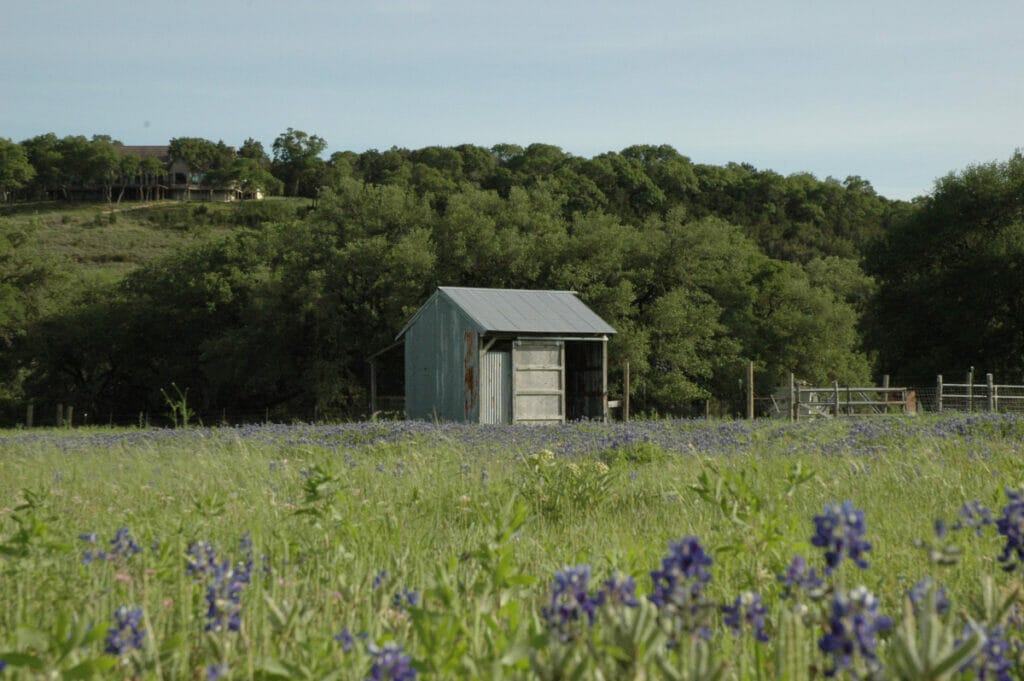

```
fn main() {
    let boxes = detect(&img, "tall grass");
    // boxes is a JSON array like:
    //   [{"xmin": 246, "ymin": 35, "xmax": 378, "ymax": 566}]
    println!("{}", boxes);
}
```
[{"xmin": 0, "ymin": 414, "xmax": 1021, "ymax": 679}]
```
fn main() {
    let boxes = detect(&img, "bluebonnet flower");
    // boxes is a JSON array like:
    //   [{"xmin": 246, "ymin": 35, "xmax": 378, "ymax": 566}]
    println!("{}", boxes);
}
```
[
  {"xmin": 542, "ymin": 564, "xmax": 604, "ymax": 641},
  {"xmin": 649, "ymin": 537, "xmax": 714, "ymax": 638},
  {"xmin": 960, "ymin": 624, "xmax": 1014, "ymax": 681},
  {"xmin": 722, "ymin": 591, "xmax": 770, "ymax": 643},
  {"xmin": 778, "ymin": 555, "xmax": 825, "ymax": 599},
  {"xmin": 335, "ymin": 628, "xmax": 355, "ymax": 652},
  {"xmin": 105, "ymin": 606, "xmax": 146, "ymax": 656},
  {"xmin": 187, "ymin": 539, "xmax": 252, "ymax": 633},
  {"xmin": 601, "ymin": 572, "xmax": 639, "ymax": 608},
  {"xmin": 995, "ymin": 488, "xmax": 1024, "ymax": 572},
  {"xmin": 907, "ymin": 578, "xmax": 950, "ymax": 616},
  {"xmin": 109, "ymin": 527, "xmax": 141, "ymax": 559},
  {"xmin": 206, "ymin": 664, "xmax": 228, "ymax": 680},
  {"xmin": 204, "ymin": 558, "xmax": 250, "ymax": 632},
  {"xmin": 818, "ymin": 586, "xmax": 892, "ymax": 679},
  {"xmin": 372, "ymin": 570, "xmax": 389, "ymax": 589},
  {"xmin": 391, "ymin": 588, "xmax": 420, "ymax": 610},
  {"xmin": 811, "ymin": 501, "xmax": 872, "ymax": 573},
  {"xmin": 952, "ymin": 500, "xmax": 994, "ymax": 536},
  {"xmin": 0, "ymin": 659, "xmax": 6, "ymax": 672},
  {"xmin": 366, "ymin": 641, "xmax": 417, "ymax": 680}
]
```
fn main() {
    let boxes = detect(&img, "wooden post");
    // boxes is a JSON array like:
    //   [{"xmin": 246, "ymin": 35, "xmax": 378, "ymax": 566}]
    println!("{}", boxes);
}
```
[
  {"xmin": 789, "ymin": 372, "xmax": 796, "ymax": 422},
  {"xmin": 937, "ymin": 375, "xmax": 943, "ymax": 413},
  {"xmin": 968, "ymin": 367, "xmax": 974, "ymax": 412},
  {"xmin": 65, "ymin": 406, "xmax": 73, "ymax": 428},
  {"xmin": 833, "ymin": 381, "xmax": 841, "ymax": 417},
  {"xmin": 56, "ymin": 403, "xmax": 63, "ymax": 428},
  {"xmin": 26, "ymin": 404, "xmax": 33, "ymax": 428},
  {"xmin": 746, "ymin": 361, "xmax": 754, "ymax": 420},
  {"xmin": 846, "ymin": 385, "xmax": 852, "ymax": 415},
  {"xmin": 623, "ymin": 359, "xmax": 630, "ymax": 422},
  {"xmin": 370, "ymin": 360, "xmax": 378, "ymax": 416},
  {"xmin": 882, "ymin": 375, "xmax": 890, "ymax": 413},
  {"xmin": 987, "ymin": 373, "xmax": 995, "ymax": 412}
]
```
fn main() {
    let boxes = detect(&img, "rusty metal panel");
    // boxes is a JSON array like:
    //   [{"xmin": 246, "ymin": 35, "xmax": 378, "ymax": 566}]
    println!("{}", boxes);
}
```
[{"xmin": 480, "ymin": 346, "xmax": 511, "ymax": 424}]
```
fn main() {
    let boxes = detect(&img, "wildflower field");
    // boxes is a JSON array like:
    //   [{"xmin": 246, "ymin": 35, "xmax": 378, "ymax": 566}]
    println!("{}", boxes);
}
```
[{"xmin": 1, "ymin": 414, "xmax": 1023, "ymax": 680}]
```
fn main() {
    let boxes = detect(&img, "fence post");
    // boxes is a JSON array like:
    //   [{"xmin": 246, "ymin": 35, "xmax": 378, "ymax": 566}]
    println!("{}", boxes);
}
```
[
  {"xmin": 26, "ymin": 403, "xmax": 33, "ymax": 428},
  {"xmin": 937, "ymin": 375, "xmax": 943, "ymax": 412},
  {"xmin": 789, "ymin": 372, "xmax": 796, "ymax": 422},
  {"xmin": 65, "ymin": 405, "xmax": 73, "ymax": 428},
  {"xmin": 882, "ymin": 375, "xmax": 890, "ymax": 413},
  {"xmin": 987, "ymin": 373, "xmax": 995, "ymax": 412},
  {"xmin": 833, "ymin": 380, "xmax": 841, "ymax": 417},
  {"xmin": 968, "ymin": 367, "xmax": 974, "ymax": 412},
  {"xmin": 56, "ymin": 403, "xmax": 63, "ymax": 428},
  {"xmin": 747, "ymin": 361, "xmax": 754, "ymax": 420}
]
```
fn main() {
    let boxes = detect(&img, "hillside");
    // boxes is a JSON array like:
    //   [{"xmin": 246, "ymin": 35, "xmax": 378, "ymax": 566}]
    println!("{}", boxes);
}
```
[{"xmin": 0, "ymin": 198, "xmax": 307, "ymax": 285}]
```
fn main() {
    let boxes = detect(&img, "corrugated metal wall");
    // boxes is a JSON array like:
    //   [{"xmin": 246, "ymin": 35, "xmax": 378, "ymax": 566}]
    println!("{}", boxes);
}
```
[
  {"xmin": 404, "ymin": 293, "xmax": 480, "ymax": 421},
  {"xmin": 480, "ymin": 346, "xmax": 511, "ymax": 424}
]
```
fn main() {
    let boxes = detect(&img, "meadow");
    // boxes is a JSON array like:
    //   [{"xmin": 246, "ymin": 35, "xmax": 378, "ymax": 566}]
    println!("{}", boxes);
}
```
[{"xmin": 1, "ymin": 414, "xmax": 1022, "ymax": 680}]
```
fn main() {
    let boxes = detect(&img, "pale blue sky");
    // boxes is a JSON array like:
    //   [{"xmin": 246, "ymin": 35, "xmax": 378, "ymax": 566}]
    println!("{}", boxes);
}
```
[{"xmin": 2, "ymin": 0, "xmax": 1022, "ymax": 200}]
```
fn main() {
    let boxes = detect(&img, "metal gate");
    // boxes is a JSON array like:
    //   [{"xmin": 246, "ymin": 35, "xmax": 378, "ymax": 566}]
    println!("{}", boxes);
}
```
[{"xmin": 513, "ymin": 340, "xmax": 565, "ymax": 424}]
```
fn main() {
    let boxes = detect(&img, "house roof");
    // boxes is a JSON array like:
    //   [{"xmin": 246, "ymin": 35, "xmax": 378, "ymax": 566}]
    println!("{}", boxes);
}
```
[{"xmin": 399, "ymin": 286, "xmax": 616, "ymax": 338}]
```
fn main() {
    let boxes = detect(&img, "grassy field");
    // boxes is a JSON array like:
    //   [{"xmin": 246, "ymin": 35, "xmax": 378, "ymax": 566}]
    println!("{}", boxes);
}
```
[
  {"xmin": 0, "ymin": 198, "xmax": 307, "ymax": 286},
  {"xmin": 0, "ymin": 415, "xmax": 1022, "ymax": 679}
]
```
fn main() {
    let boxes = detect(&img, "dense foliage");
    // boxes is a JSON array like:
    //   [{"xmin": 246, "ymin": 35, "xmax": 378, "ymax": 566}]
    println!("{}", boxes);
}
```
[{"xmin": 1, "ymin": 130, "xmax": 1022, "ymax": 423}]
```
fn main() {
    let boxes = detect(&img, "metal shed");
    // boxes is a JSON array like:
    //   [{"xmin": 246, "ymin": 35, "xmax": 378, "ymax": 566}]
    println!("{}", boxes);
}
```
[{"xmin": 397, "ymin": 287, "xmax": 616, "ymax": 423}]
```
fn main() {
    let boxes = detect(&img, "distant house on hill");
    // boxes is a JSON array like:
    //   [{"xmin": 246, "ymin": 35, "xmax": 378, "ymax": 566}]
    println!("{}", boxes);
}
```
[{"xmin": 116, "ymin": 145, "xmax": 263, "ymax": 202}]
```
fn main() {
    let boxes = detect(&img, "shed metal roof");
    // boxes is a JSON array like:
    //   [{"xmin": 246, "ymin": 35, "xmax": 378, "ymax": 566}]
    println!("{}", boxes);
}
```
[{"xmin": 399, "ymin": 287, "xmax": 616, "ymax": 338}]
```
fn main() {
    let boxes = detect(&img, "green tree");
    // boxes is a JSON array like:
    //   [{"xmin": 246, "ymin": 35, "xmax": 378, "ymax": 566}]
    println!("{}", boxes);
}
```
[
  {"xmin": 0, "ymin": 138, "xmax": 36, "ymax": 202},
  {"xmin": 272, "ymin": 128, "xmax": 328, "ymax": 197},
  {"xmin": 867, "ymin": 150, "xmax": 1024, "ymax": 381}
]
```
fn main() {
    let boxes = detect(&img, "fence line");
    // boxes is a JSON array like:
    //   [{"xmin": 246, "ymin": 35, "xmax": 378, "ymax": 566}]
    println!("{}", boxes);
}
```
[{"xmin": 935, "ymin": 371, "xmax": 1024, "ymax": 414}]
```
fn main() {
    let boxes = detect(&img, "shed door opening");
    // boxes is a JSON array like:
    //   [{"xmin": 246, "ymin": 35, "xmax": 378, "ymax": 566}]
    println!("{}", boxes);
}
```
[
  {"xmin": 566, "ymin": 341, "xmax": 606, "ymax": 421},
  {"xmin": 513, "ymin": 340, "xmax": 565, "ymax": 424}
]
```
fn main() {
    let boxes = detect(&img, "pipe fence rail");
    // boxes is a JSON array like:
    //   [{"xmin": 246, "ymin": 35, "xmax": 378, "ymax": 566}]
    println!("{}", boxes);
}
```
[{"xmin": 935, "ymin": 371, "xmax": 1024, "ymax": 414}]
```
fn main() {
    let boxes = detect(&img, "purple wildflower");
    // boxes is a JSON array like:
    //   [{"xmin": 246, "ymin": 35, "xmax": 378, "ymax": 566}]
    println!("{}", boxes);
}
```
[
  {"xmin": 206, "ymin": 664, "xmax": 228, "ymax": 680},
  {"xmin": 542, "ymin": 564, "xmax": 605, "ymax": 641},
  {"xmin": 372, "ymin": 570, "xmax": 389, "ymax": 589},
  {"xmin": 995, "ymin": 488, "xmax": 1024, "ymax": 572},
  {"xmin": 366, "ymin": 641, "xmax": 417, "ymax": 681},
  {"xmin": 391, "ymin": 588, "xmax": 420, "ymax": 610},
  {"xmin": 811, "ymin": 501, "xmax": 872, "ymax": 573},
  {"xmin": 109, "ymin": 527, "xmax": 141, "ymax": 559},
  {"xmin": 105, "ymin": 606, "xmax": 146, "ymax": 656},
  {"xmin": 778, "ymin": 555, "xmax": 826, "ymax": 599},
  {"xmin": 722, "ymin": 591, "xmax": 770, "ymax": 643},
  {"xmin": 818, "ymin": 586, "xmax": 892, "ymax": 678},
  {"xmin": 960, "ymin": 624, "xmax": 1015, "ymax": 681},
  {"xmin": 649, "ymin": 536, "xmax": 714, "ymax": 638},
  {"xmin": 601, "ymin": 572, "xmax": 639, "ymax": 608},
  {"xmin": 952, "ymin": 500, "xmax": 994, "ymax": 537},
  {"xmin": 335, "ymin": 628, "xmax": 355, "ymax": 652},
  {"xmin": 907, "ymin": 578, "xmax": 950, "ymax": 616}
]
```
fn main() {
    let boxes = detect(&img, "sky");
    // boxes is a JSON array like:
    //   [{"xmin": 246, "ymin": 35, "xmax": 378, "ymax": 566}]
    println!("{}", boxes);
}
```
[{"xmin": 2, "ymin": 0, "xmax": 1022, "ymax": 201}]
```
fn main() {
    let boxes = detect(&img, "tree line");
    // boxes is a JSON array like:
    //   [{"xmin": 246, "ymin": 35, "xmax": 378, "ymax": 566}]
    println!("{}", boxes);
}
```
[{"xmin": 2, "ymin": 129, "xmax": 1022, "ymax": 424}]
